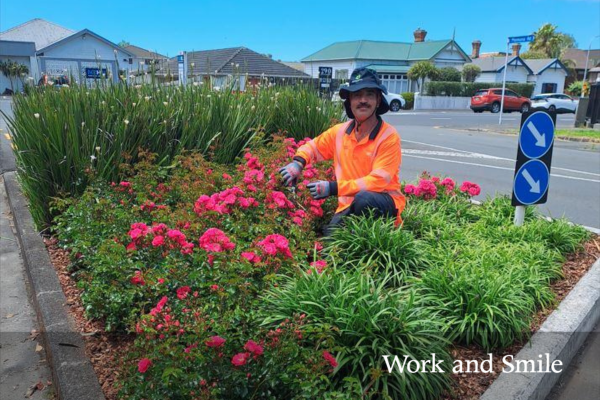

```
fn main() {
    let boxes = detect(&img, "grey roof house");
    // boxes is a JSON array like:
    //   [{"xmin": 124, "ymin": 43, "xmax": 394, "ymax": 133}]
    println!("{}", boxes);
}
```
[
  {"xmin": 466, "ymin": 43, "xmax": 569, "ymax": 95},
  {"xmin": 0, "ymin": 18, "xmax": 137, "ymax": 85},
  {"xmin": 160, "ymin": 46, "xmax": 310, "ymax": 89},
  {"xmin": 301, "ymin": 28, "xmax": 472, "ymax": 93}
]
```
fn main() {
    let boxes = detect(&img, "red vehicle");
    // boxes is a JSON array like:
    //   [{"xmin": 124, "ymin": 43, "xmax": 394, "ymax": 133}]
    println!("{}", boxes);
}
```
[{"xmin": 470, "ymin": 88, "xmax": 531, "ymax": 113}]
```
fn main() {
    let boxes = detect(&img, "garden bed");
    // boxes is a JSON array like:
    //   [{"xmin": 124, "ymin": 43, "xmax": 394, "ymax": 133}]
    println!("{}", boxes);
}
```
[
  {"xmin": 44, "ymin": 236, "xmax": 598, "ymax": 400},
  {"xmin": 40, "ymin": 135, "xmax": 596, "ymax": 399}
]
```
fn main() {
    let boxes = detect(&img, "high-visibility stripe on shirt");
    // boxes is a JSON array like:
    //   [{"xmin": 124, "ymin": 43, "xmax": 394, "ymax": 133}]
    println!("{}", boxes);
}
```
[{"xmin": 295, "ymin": 118, "xmax": 406, "ymax": 224}]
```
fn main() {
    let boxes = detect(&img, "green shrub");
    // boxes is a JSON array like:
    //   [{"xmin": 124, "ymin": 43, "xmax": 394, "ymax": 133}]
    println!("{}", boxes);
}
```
[
  {"xmin": 326, "ymin": 213, "xmax": 429, "ymax": 287},
  {"xmin": 401, "ymin": 92, "xmax": 414, "ymax": 109},
  {"xmin": 262, "ymin": 268, "xmax": 453, "ymax": 399},
  {"xmin": 432, "ymin": 67, "xmax": 461, "ymax": 82},
  {"xmin": 424, "ymin": 81, "xmax": 535, "ymax": 98}
]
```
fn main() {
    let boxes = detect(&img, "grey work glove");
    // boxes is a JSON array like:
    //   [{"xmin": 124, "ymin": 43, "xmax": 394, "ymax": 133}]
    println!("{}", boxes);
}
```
[
  {"xmin": 307, "ymin": 181, "xmax": 332, "ymax": 200},
  {"xmin": 279, "ymin": 161, "xmax": 303, "ymax": 187}
]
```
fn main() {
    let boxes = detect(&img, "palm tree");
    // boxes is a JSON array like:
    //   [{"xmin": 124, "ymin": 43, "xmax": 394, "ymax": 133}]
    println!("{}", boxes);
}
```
[
  {"xmin": 529, "ymin": 24, "xmax": 576, "ymax": 59},
  {"xmin": 408, "ymin": 61, "xmax": 439, "ymax": 92}
]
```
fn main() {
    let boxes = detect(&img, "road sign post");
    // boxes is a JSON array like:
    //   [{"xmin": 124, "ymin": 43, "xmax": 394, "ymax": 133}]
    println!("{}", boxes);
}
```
[
  {"xmin": 318, "ymin": 66, "xmax": 333, "ymax": 97},
  {"xmin": 512, "ymin": 110, "xmax": 556, "ymax": 226}
]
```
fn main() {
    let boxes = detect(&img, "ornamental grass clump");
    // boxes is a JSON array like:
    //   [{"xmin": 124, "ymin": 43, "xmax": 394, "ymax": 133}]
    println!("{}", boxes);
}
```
[
  {"xmin": 414, "ymin": 258, "xmax": 536, "ymax": 350},
  {"xmin": 326, "ymin": 213, "xmax": 429, "ymax": 286},
  {"xmin": 262, "ymin": 268, "xmax": 453, "ymax": 400}
]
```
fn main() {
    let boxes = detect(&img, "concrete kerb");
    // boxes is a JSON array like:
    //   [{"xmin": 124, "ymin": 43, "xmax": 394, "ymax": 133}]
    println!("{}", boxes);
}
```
[{"xmin": 3, "ymin": 171, "xmax": 105, "ymax": 400}]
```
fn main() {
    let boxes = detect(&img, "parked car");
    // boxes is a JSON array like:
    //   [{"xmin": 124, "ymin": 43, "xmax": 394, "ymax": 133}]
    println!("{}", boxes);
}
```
[
  {"xmin": 332, "ymin": 87, "xmax": 406, "ymax": 112},
  {"xmin": 530, "ymin": 93, "xmax": 578, "ymax": 114},
  {"xmin": 470, "ymin": 88, "xmax": 531, "ymax": 113}
]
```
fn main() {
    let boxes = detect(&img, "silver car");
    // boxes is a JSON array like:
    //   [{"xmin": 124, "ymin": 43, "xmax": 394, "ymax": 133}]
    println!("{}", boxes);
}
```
[{"xmin": 531, "ymin": 93, "xmax": 578, "ymax": 114}]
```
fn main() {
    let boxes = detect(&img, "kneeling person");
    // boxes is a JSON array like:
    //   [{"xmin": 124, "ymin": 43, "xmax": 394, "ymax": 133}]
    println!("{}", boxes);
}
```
[{"xmin": 279, "ymin": 67, "xmax": 405, "ymax": 236}]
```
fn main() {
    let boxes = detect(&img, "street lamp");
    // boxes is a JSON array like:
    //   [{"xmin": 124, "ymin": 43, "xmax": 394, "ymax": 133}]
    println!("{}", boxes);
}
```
[{"xmin": 581, "ymin": 35, "xmax": 600, "ymax": 97}]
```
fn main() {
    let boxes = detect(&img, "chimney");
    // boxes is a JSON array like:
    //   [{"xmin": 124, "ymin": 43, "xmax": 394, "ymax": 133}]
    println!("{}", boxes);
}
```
[
  {"xmin": 413, "ymin": 28, "xmax": 427, "ymax": 43},
  {"xmin": 471, "ymin": 40, "xmax": 481, "ymax": 59},
  {"xmin": 512, "ymin": 43, "xmax": 521, "ymax": 56}
]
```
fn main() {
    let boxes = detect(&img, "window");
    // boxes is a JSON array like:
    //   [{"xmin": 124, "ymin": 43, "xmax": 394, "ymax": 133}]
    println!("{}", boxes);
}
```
[
  {"xmin": 541, "ymin": 83, "xmax": 557, "ymax": 93},
  {"xmin": 505, "ymin": 90, "xmax": 517, "ymax": 97},
  {"xmin": 335, "ymin": 69, "xmax": 348, "ymax": 80}
]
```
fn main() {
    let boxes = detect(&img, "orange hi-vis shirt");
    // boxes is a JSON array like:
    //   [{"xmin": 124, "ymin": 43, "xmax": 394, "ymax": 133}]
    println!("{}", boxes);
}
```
[{"xmin": 295, "ymin": 118, "xmax": 406, "ymax": 223}]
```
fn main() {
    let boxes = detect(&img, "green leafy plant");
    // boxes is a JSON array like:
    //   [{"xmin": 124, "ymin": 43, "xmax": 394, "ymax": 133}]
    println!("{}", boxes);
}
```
[{"xmin": 262, "ymin": 268, "xmax": 453, "ymax": 399}]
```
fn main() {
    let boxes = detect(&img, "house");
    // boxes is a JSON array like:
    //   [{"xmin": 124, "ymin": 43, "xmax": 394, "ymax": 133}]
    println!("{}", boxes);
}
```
[
  {"xmin": 123, "ymin": 44, "xmax": 168, "ymax": 74},
  {"xmin": 0, "ymin": 18, "xmax": 137, "ymax": 85},
  {"xmin": 301, "ymin": 28, "xmax": 472, "ymax": 93},
  {"xmin": 160, "ymin": 47, "xmax": 310, "ymax": 89},
  {"xmin": 467, "ymin": 43, "xmax": 568, "ymax": 95},
  {"xmin": 562, "ymin": 48, "xmax": 600, "ymax": 86}
]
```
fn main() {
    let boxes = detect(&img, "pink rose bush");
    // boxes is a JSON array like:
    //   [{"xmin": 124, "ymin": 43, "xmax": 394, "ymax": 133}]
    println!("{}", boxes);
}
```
[{"xmin": 403, "ymin": 172, "xmax": 480, "ymax": 200}]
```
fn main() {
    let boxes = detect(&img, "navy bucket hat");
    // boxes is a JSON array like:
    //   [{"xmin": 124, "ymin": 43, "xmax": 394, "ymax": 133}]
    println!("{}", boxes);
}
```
[{"xmin": 339, "ymin": 67, "xmax": 389, "ymax": 119}]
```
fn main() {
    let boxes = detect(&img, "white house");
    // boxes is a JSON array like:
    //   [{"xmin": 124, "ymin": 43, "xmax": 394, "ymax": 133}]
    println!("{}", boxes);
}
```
[
  {"xmin": 466, "ymin": 43, "xmax": 569, "ymax": 95},
  {"xmin": 301, "ymin": 28, "xmax": 471, "ymax": 93},
  {"xmin": 0, "ymin": 18, "xmax": 137, "ymax": 86}
]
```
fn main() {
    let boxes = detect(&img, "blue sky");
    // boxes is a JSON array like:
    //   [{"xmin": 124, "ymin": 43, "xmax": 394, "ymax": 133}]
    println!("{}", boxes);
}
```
[{"xmin": 1, "ymin": 0, "xmax": 599, "ymax": 60}]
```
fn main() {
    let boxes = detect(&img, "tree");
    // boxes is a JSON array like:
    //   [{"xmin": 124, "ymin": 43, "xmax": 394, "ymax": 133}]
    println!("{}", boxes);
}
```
[
  {"xmin": 433, "ymin": 66, "xmax": 461, "ymax": 82},
  {"xmin": 461, "ymin": 64, "xmax": 481, "ymax": 83},
  {"xmin": 408, "ymin": 61, "xmax": 439, "ymax": 91},
  {"xmin": 529, "ymin": 23, "xmax": 576, "ymax": 59},
  {"xmin": 520, "ymin": 50, "xmax": 547, "ymax": 59},
  {"xmin": 0, "ymin": 59, "xmax": 29, "ymax": 93},
  {"xmin": 118, "ymin": 40, "xmax": 131, "ymax": 48}
]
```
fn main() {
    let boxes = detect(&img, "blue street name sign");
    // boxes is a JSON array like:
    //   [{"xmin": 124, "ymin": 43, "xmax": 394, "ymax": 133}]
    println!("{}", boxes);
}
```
[
  {"xmin": 511, "ymin": 110, "xmax": 556, "ymax": 207},
  {"xmin": 509, "ymin": 35, "xmax": 534, "ymax": 44},
  {"xmin": 513, "ymin": 159, "xmax": 550, "ymax": 205},
  {"xmin": 177, "ymin": 55, "xmax": 184, "ymax": 63}
]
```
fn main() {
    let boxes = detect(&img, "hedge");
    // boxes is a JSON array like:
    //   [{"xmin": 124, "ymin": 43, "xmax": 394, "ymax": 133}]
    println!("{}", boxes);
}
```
[{"xmin": 424, "ymin": 81, "xmax": 535, "ymax": 98}]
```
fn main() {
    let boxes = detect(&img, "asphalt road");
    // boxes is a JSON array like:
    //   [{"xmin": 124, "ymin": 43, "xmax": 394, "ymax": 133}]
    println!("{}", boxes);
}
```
[
  {"xmin": 385, "ymin": 109, "xmax": 577, "ymax": 130},
  {"xmin": 384, "ymin": 111, "xmax": 600, "ymax": 229}
]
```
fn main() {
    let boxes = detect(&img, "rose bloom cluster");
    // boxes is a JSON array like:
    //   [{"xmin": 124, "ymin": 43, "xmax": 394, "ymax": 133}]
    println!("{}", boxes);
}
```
[
  {"xmin": 126, "ymin": 222, "xmax": 195, "ymax": 255},
  {"xmin": 403, "ymin": 174, "xmax": 480, "ymax": 200}
]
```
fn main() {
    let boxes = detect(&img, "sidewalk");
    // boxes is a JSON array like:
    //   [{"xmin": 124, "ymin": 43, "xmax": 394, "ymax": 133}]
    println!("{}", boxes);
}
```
[{"xmin": 0, "ymin": 175, "xmax": 53, "ymax": 399}]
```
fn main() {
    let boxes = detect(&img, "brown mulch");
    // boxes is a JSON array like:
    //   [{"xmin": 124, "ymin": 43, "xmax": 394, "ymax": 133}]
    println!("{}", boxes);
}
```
[{"xmin": 44, "ymin": 235, "xmax": 600, "ymax": 400}]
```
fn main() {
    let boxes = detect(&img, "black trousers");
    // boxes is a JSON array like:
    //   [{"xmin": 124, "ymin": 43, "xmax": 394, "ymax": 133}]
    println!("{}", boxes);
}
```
[{"xmin": 323, "ymin": 191, "xmax": 397, "ymax": 237}]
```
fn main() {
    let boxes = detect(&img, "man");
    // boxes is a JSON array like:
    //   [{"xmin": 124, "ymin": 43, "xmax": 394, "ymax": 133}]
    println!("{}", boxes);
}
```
[{"xmin": 279, "ymin": 67, "xmax": 405, "ymax": 236}]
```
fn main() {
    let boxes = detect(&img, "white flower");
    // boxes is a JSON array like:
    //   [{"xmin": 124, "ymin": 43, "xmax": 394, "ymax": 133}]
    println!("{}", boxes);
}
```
[
  {"xmin": 145, "ymin": 96, "xmax": 151, "ymax": 101},
  {"xmin": 90, "ymin": 155, "xmax": 97, "ymax": 161},
  {"xmin": 34, "ymin": 113, "xmax": 40, "ymax": 118},
  {"xmin": 124, "ymin": 119, "xmax": 130, "ymax": 125},
  {"xmin": 81, "ymin": 121, "xmax": 85, "ymax": 127},
  {"xmin": 163, "ymin": 120, "xmax": 167, "ymax": 124},
  {"xmin": 101, "ymin": 101, "xmax": 106, "ymax": 105},
  {"xmin": 163, "ymin": 101, "xmax": 168, "ymax": 106},
  {"xmin": 251, "ymin": 105, "xmax": 255, "ymax": 110},
  {"xmin": 132, "ymin": 102, "xmax": 136, "ymax": 107},
  {"xmin": 95, "ymin": 146, "xmax": 101, "ymax": 152},
  {"xmin": 4, "ymin": 133, "xmax": 11, "ymax": 140}
]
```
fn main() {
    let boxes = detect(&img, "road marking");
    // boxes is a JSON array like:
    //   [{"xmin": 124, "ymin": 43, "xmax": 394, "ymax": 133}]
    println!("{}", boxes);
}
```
[
  {"xmin": 403, "ymin": 149, "xmax": 504, "ymax": 160},
  {"xmin": 403, "ymin": 140, "xmax": 600, "ymax": 177},
  {"xmin": 404, "ymin": 154, "xmax": 600, "ymax": 183},
  {"xmin": 431, "ymin": 118, "xmax": 451, "ymax": 120}
]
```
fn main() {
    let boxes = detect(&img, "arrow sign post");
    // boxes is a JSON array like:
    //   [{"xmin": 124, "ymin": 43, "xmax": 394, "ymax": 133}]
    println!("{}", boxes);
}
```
[{"xmin": 512, "ymin": 110, "xmax": 556, "ymax": 226}]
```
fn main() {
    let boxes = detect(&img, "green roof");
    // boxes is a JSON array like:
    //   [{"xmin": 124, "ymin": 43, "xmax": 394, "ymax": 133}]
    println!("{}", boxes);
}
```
[
  {"xmin": 302, "ymin": 39, "xmax": 465, "ymax": 62},
  {"xmin": 365, "ymin": 64, "xmax": 410, "ymax": 73}
]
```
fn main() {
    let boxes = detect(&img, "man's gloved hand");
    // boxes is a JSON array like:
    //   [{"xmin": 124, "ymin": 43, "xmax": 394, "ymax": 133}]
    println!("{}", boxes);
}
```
[
  {"xmin": 279, "ymin": 161, "xmax": 303, "ymax": 187},
  {"xmin": 307, "ymin": 181, "xmax": 332, "ymax": 200}
]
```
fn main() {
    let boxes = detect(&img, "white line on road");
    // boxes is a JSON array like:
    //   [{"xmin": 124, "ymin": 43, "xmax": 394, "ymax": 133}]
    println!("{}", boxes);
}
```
[
  {"xmin": 431, "ymin": 118, "xmax": 451, "ymax": 120},
  {"xmin": 403, "ymin": 149, "xmax": 505, "ymax": 160},
  {"xmin": 403, "ymin": 140, "xmax": 600, "ymax": 177},
  {"xmin": 404, "ymin": 154, "xmax": 600, "ymax": 183}
]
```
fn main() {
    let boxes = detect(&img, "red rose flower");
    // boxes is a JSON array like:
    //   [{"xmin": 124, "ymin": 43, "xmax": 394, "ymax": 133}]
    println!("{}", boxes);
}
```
[
  {"xmin": 138, "ymin": 358, "xmax": 152, "ymax": 373},
  {"xmin": 231, "ymin": 352, "xmax": 250, "ymax": 366},
  {"xmin": 205, "ymin": 336, "xmax": 226, "ymax": 348}
]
